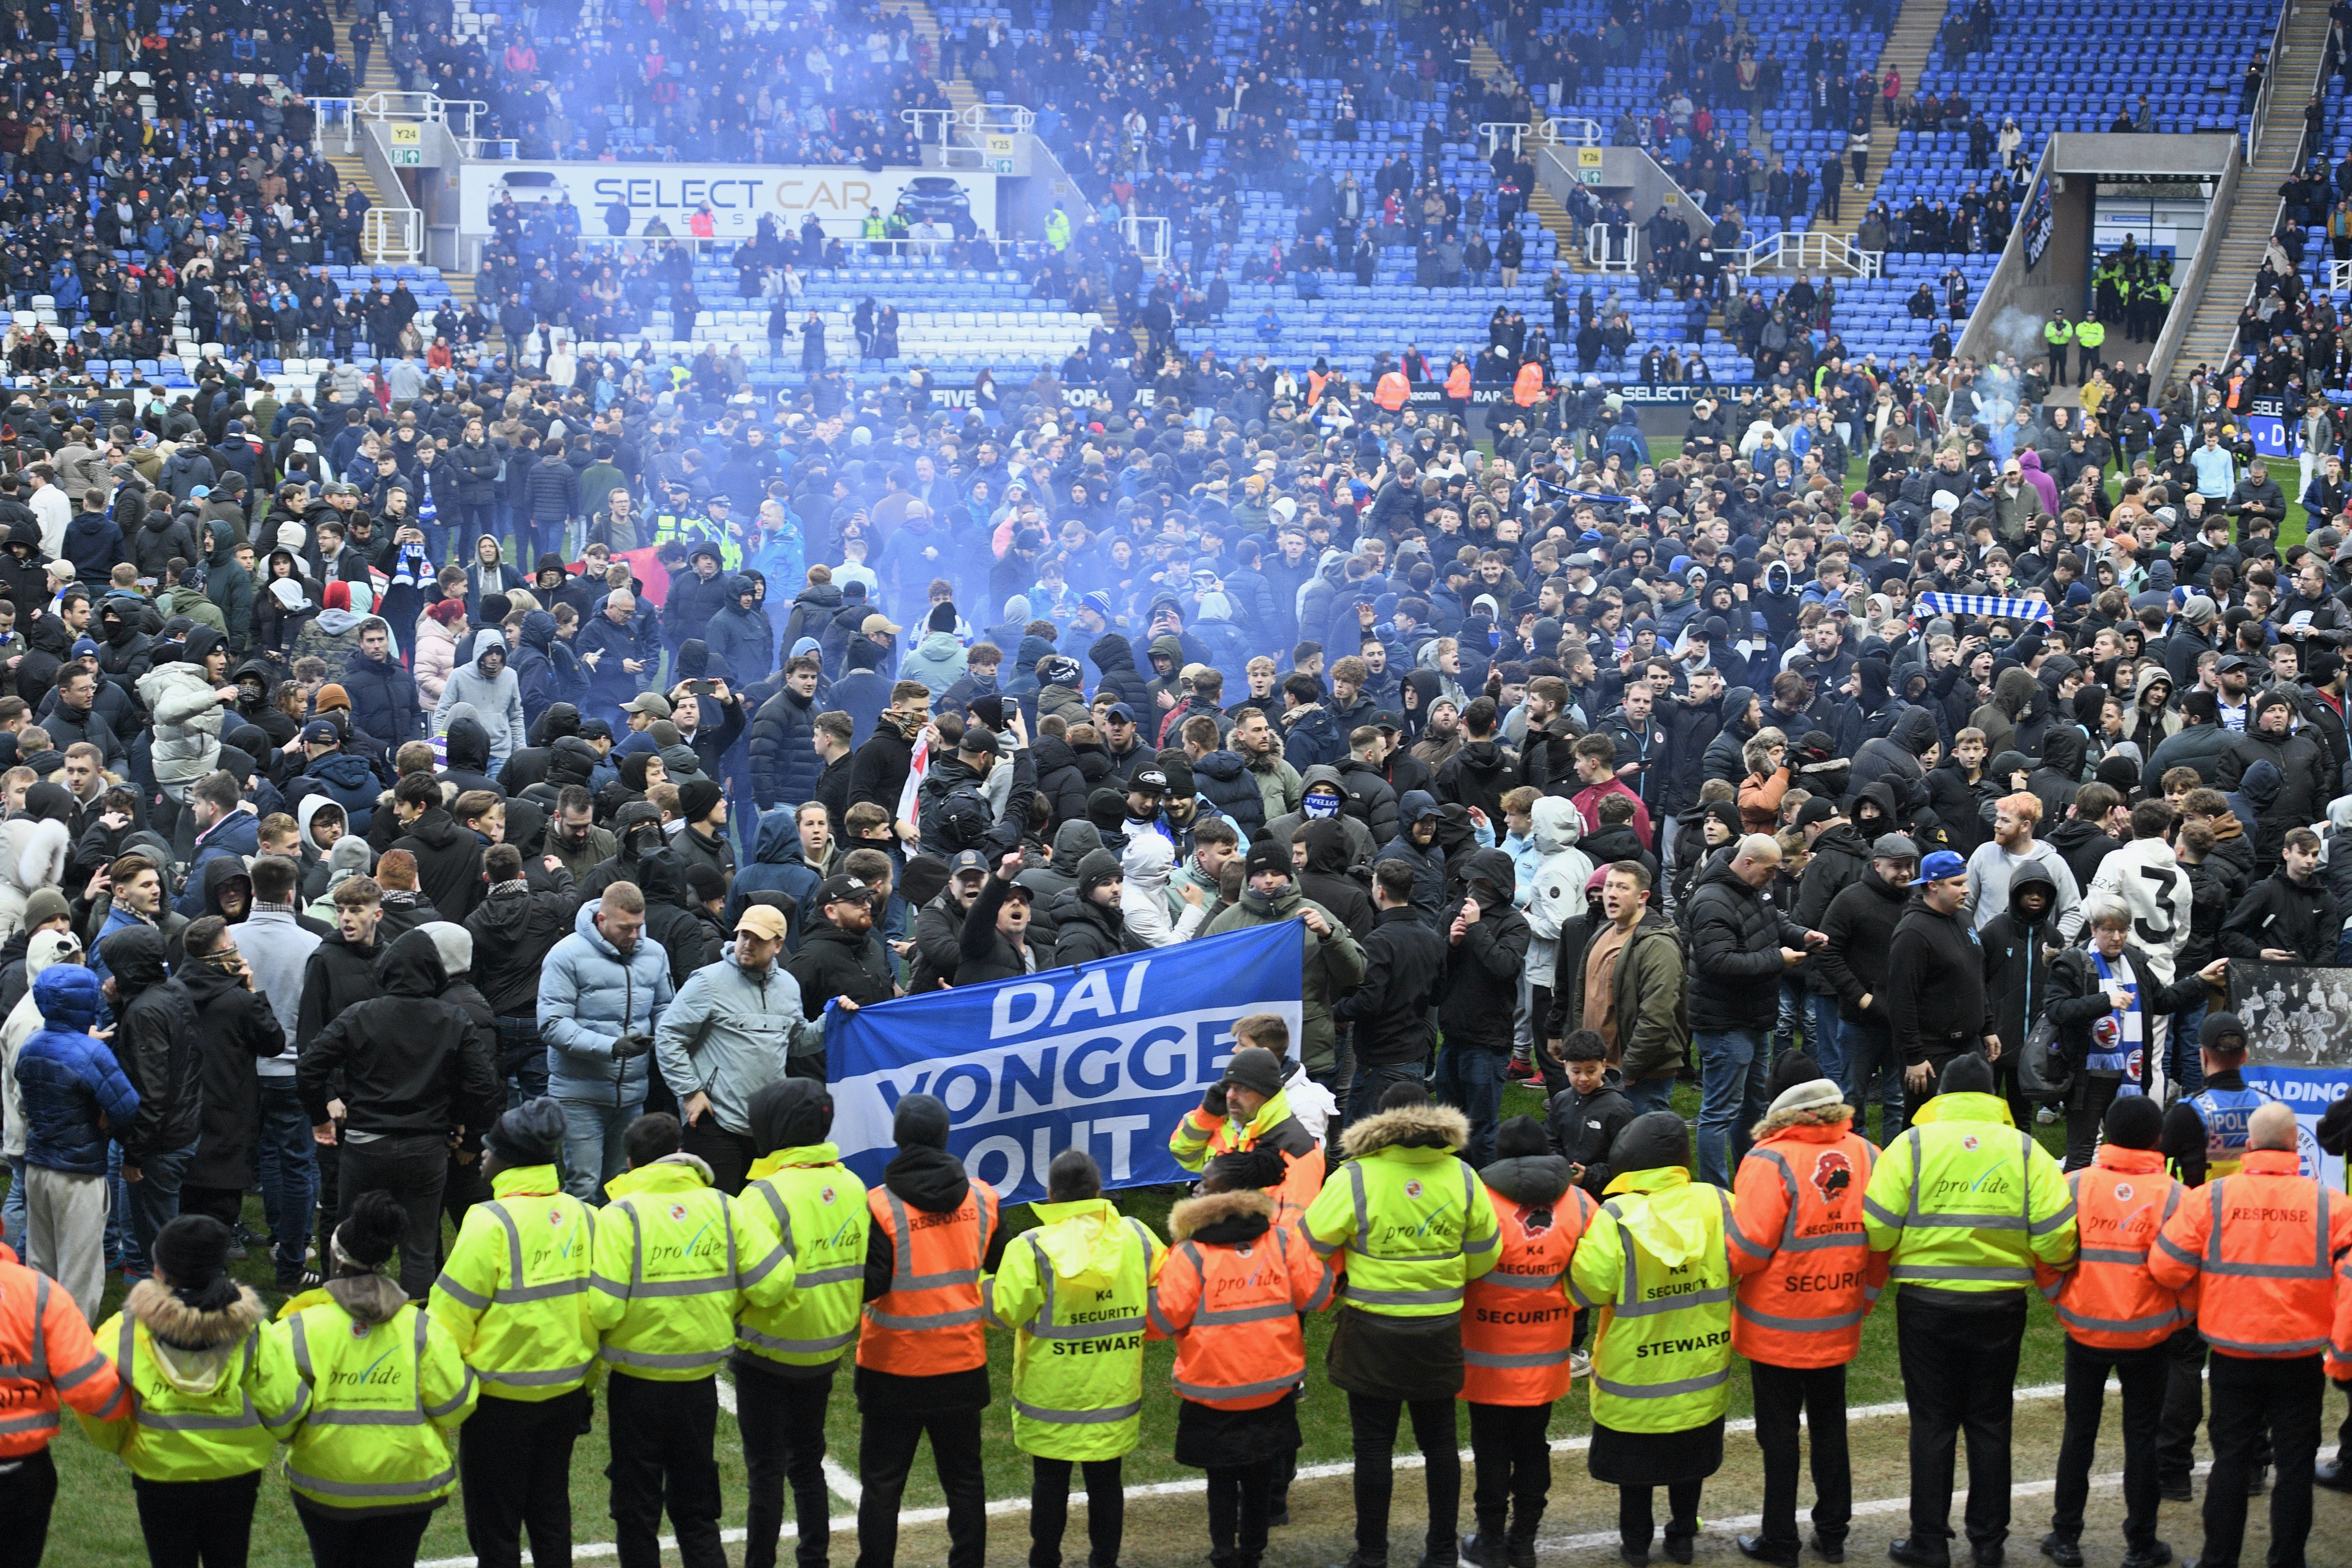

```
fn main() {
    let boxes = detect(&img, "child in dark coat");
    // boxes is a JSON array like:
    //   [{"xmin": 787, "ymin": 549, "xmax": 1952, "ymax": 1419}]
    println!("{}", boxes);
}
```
[{"xmin": 1544, "ymin": 1029, "xmax": 1639, "ymax": 1198}]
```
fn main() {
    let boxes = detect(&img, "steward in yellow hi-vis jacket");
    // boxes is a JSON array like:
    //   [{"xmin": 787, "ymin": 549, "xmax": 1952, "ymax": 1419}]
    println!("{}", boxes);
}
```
[
  {"xmin": 427, "ymin": 1098, "xmax": 598, "ymax": 1568},
  {"xmin": 591, "ymin": 1113, "xmax": 794, "ymax": 1568},
  {"xmin": 988, "ymin": 1148, "xmax": 1160, "ymax": 1568},
  {"xmin": 1863, "ymin": 1054, "xmax": 2077, "ymax": 1565}
]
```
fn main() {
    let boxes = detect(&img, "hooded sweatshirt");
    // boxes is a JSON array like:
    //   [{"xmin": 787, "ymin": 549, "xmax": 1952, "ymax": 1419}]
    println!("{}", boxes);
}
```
[
  {"xmin": 1119, "ymin": 834, "xmax": 1206, "ymax": 948},
  {"xmin": 435, "ymin": 628, "xmax": 525, "ymax": 765}
]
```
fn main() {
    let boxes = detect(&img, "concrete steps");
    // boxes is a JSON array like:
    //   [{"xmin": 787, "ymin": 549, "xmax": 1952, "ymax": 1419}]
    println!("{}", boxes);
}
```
[{"xmin": 1808, "ymin": 0, "xmax": 1944, "ymax": 247}]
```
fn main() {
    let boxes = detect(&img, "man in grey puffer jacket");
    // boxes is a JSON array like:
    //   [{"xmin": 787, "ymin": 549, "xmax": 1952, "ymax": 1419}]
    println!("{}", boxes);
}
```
[
  {"xmin": 651, "ymin": 903, "xmax": 830, "ymax": 1193},
  {"xmin": 538, "ymin": 884, "xmax": 675, "ymax": 1200},
  {"xmin": 434, "ymin": 626, "xmax": 527, "ymax": 770}
]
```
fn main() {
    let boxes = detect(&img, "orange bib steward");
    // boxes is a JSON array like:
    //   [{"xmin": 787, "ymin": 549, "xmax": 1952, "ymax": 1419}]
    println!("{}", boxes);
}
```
[
  {"xmin": 2037, "ymin": 1145, "xmax": 2195, "ymax": 1350},
  {"xmin": 1147, "ymin": 1187, "xmax": 1334, "ymax": 1409},
  {"xmin": 1375, "ymin": 370, "xmax": 1411, "ymax": 411},
  {"xmin": 858, "ymin": 1180, "xmax": 1002, "ymax": 1375},
  {"xmin": 0, "ymin": 1246, "xmax": 127, "ymax": 1456},
  {"xmin": 2150, "ymin": 1148, "xmax": 2352, "ymax": 1358},
  {"xmin": 1461, "ymin": 1175, "xmax": 1596, "ymax": 1405},
  {"xmin": 1728, "ymin": 1115, "xmax": 1885, "ymax": 1367},
  {"xmin": 1445, "ymin": 362, "xmax": 1472, "ymax": 401},
  {"xmin": 1513, "ymin": 361, "xmax": 1546, "ymax": 407}
]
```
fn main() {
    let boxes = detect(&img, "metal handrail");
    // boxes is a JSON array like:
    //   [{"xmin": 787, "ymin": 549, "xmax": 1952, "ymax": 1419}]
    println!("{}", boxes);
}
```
[
  {"xmin": 2246, "ymin": 0, "xmax": 2295, "ymax": 161},
  {"xmin": 961, "ymin": 103, "xmax": 1034, "ymax": 134},
  {"xmin": 363, "ymin": 207, "xmax": 422, "ymax": 264},
  {"xmin": 1120, "ymin": 215, "xmax": 1169, "ymax": 263},
  {"xmin": 1541, "ymin": 117, "xmax": 1604, "ymax": 147},
  {"xmin": 1478, "ymin": 121, "xmax": 1530, "ymax": 155},
  {"xmin": 2224, "ymin": 10, "xmax": 2330, "ymax": 369},
  {"xmin": 1587, "ymin": 223, "xmax": 1638, "ymax": 272},
  {"xmin": 1729, "ymin": 229, "xmax": 1881, "ymax": 279}
]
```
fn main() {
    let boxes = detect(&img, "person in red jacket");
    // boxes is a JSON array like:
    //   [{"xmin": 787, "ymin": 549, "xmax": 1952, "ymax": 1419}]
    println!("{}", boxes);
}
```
[
  {"xmin": 2150, "ymin": 1101, "xmax": 2352, "ymax": 1568},
  {"xmin": 1727, "ymin": 1056, "xmax": 1886, "ymax": 1567},
  {"xmin": 1147, "ymin": 1147, "xmax": 1333, "ymax": 1568},
  {"xmin": 0, "ymin": 1241, "xmax": 128, "ymax": 1558},
  {"xmin": 2035, "ymin": 1094, "xmax": 2194, "ymax": 1568}
]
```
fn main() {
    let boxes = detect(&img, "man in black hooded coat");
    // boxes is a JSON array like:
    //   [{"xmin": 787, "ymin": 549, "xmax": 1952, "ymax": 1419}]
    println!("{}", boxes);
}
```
[{"xmin": 102, "ymin": 924, "xmax": 202, "ymax": 1280}]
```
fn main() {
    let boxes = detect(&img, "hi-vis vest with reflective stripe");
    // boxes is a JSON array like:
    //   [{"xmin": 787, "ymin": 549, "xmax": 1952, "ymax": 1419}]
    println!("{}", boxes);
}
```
[
  {"xmin": 591, "ymin": 1159, "xmax": 793, "ymax": 1381},
  {"xmin": 2151, "ymin": 1155, "xmax": 2345, "ymax": 1358},
  {"xmin": 1146, "ymin": 1211, "xmax": 1332, "ymax": 1411},
  {"xmin": 0, "ymin": 1267, "xmax": 123, "ymax": 1456},
  {"xmin": 1570, "ymin": 1177, "xmax": 1736, "ymax": 1433},
  {"xmin": 1461, "ymin": 1183, "xmax": 1594, "ymax": 1405},
  {"xmin": 427, "ymin": 1169, "xmax": 598, "ymax": 1402},
  {"xmin": 1303, "ymin": 1147, "xmax": 1500, "ymax": 1320},
  {"xmin": 86, "ymin": 1296, "xmax": 307, "ymax": 1480},
  {"xmin": 737, "ymin": 1152, "xmax": 871, "ymax": 1371},
  {"xmin": 987, "ymin": 1201, "xmax": 1159, "ymax": 1461},
  {"xmin": 2040, "ymin": 1152, "xmax": 2192, "ymax": 1350},
  {"xmin": 1729, "ymin": 1129, "xmax": 1882, "ymax": 1368},
  {"xmin": 858, "ymin": 1179, "xmax": 1001, "ymax": 1375},
  {"xmin": 1860, "ymin": 1096, "xmax": 2078, "ymax": 1304},
  {"xmin": 278, "ymin": 1300, "xmax": 478, "ymax": 1514}
]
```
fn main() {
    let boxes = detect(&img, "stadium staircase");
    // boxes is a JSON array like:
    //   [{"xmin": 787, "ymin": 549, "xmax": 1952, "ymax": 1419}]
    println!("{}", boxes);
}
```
[
  {"xmin": 1466, "ymin": 35, "xmax": 1592, "ymax": 273},
  {"xmin": 329, "ymin": 11, "xmax": 470, "ymax": 299},
  {"xmin": 2166, "ymin": 0, "xmax": 2333, "ymax": 378},
  {"xmin": 892, "ymin": 0, "xmax": 980, "ymax": 117},
  {"xmin": 1808, "ymin": 0, "xmax": 1944, "ymax": 253}
]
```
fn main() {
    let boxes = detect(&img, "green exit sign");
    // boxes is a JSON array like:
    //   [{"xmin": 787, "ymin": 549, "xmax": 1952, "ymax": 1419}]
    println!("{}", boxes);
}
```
[{"xmin": 391, "ymin": 147, "xmax": 421, "ymax": 165}]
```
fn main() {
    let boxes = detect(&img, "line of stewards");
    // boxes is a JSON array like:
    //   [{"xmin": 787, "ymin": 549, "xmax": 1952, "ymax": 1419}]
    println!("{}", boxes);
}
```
[
  {"xmin": 2149, "ymin": 1098, "xmax": 2352, "ymax": 1568},
  {"xmin": 1165, "ymin": 1036, "xmax": 1328, "ymax": 1229},
  {"xmin": 1571, "ymin": 1109, "xmax": 1740, "ymax": 1568},
  {"xmin": 2031, "ymin": 1093, "xmax": 2194, "ymax": 1568},
  {"xmin": 588, "ymin": 1109, "xmax": 796, "ymax": 1568},
  {"xmin": 853, "ymin": 1091, "xmax": 1005, "ymax": 1568},
  {"xmin": 1301, "ymin": 1086, "xmax": 1501, "ymax": 1568},
  {"xmin": 1147, "ymin": 1145, "xmax": 1335, "ymax": 1568},
  {"xmin": 425, "ymin": 1097, "xmax": 599, "ymax": 1568},
  {"xmin": 1861, "ymin": 1052, "xmax": 2079, "ymax": 1568},
  {"xmin": 986, "ymin": 1147, "xmax": 1160, "ymax": 1568},
  {"xmin": 1456, "ymin": 1115, "xmax": 1597, "ymax": 1568},
  {"xmin": 79, "ymin": 1216, "xmax": 305, "ymax": 1568},
  {"xmin": 1726, "ymin": 1055, "xmax": 1887, "ymax": 1568}
]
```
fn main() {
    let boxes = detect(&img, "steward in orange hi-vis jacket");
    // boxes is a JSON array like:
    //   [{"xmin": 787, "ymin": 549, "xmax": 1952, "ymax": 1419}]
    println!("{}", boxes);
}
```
[
  {"xmin": 1147, "ymin": 1149, "xmax": 1334, "ymax": 1568},
  {"xmin": 0, "ymin": 1241, "xmax": 128, "ymax": 1563},
  {"xmin": 1458, "ymin": 1116, "xmax": 1596, "ymax": 1568},
  {"xmin": 1726, "ymin": 1069, "xmax": 1885, "ymax": 1567}
]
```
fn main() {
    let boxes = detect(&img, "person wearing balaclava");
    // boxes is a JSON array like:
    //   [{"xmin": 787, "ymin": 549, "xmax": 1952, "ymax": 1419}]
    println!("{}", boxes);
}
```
[
  {"xmin": 1862, "ymin": 1052, "xmax": 2077, "ymax": 1568},
  {"xmin": 1571, "ymin": 1111, "xmax": 1736, "ymax": 1565},
  {"xmin": 272, "ymin": 1188, "xmax": 479, "ymax": 1564},
  {"xmin": 426, "ymin": 1097, "xmax": 593, "ymax": 1568},
  {"xmin": 2038, "ymin": 1093, "xmax": 2185, "ymax": 1568},
  {"xmin": 855, "ymin": 1092, "xmax": 1007, "ymax": 1568},
  {"xmin": 84, "ymin": 1212, "xmax": 301, "ymax": 1563},
  {"xmin": 732, "ymin": 1079, "xmax": 869, "ymax": 1568},
  {"xmin": 1724, "ymin": 1053, "xmax": 1881, "ymax": 1567}
]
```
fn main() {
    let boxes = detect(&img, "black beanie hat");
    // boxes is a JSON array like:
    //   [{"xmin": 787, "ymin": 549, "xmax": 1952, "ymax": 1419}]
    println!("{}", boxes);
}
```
[
  {"xmin": 153, "ymin": 1214, "xmax": 240, "ymax": 1311},
  {"xmin": 1493, "ymin": 1114, "xmax": 1550, "ymax": 1161},
  {"xmin": 1075, "ymin": 847, "xmax": 1123, "ymax": 894},
  {"xmin": 1203, "ymin": 1146, "xmax": 1288, "ymax": 1191},
  {"xmin": 1609, "ymin": 1110, "xmax": 1691, "ymax": 1174},
  {"xmin": 1939, "ymin": 1052, "xmax": 1997, "ymax": 1097},
  {"xmin": 1766, "ymin": 1049, "xmax": 1822, "ymax": 1102},
  {"xmin": 484, "ymin": 1096, "xmax": 568, "ymax": 1166},
  {"xmin": 2103, "ymin": 1092, "xmax": 2164, "ymax": 1151},
  {"xmin": 893, "ymin": 1093, "xmax": 951, "ymax": 1151},
  {"xmin": 679, "ymin": 777, "xmax": 725, "ymax": 825},
  {"xmin": 928, "ymin": 600, "xmax": 958, "ymax": 633},
  {"xmin": 1244, "ymin": 839, "xmax": 1290, "ymax": 880}
]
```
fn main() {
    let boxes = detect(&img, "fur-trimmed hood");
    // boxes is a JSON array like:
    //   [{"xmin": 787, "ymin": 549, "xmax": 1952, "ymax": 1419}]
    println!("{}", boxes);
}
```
[
  {"xmin": 1750, "ymin": 1100, "xmax": 1859, "ymax": 1140},
  {"xmin": 1168, "ymin": 1186, "xmax": 1275, "ymax": 1241},
  {"xmin": 125, "ymin": 1276, "xmax": 270, "ymax": 1395},
  {"xmin": 1341, "ymin": 1102, "xmax": 1472, "ymax": 1159}
]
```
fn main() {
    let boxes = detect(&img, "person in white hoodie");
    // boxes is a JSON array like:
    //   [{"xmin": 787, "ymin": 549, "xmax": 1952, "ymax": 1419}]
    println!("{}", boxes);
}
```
[
  {"xmin": 0, "ymin": 921, "xmax": 79, "ymax": 1257},
  {"xmin": 432, "ymin": 626, "xmax": 526, "ymax": 771},
  {"xmin": 1120, "ymin": 833, "xmax": 1208, "ymax": 947},
  {"xmin": 1515, "ymin": 794, "xmax": 1596, "ymax": 1064}
]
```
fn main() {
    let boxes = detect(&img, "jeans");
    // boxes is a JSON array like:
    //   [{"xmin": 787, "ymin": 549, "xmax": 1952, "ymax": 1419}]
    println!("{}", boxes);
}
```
[
  {"xmin": 737, "ymin": 1362, "xmax": 833, "ymax": 1568},
  {"xmin": 1842, "ymin": 1017, "xmax": 1908, "ymax": 1146},
  {"xmin": 1805, "ymin": 992, "xmax": 1846, "ymax": 1087},
  {"xmin": 1774, "ymin": 976, "xmax": 1806, "ymax": 1059},
  {"xmin": 121, "ymin": 1137, "xmax": 197, "ymax": 1282},
  {"xmin": 1752, "ymin": 1360, "xmax": 1850, "ymax": 1549},
  {"xmin": 560, "ymin": 1095, "xmax": 643, "ymax": 1203},
  {"xmin": 1432, "ymin": 1043, "xmax": 1507, "ymax": 1168},
  {"xmin": 255, "ymin": 1076, "xmax": 317, "ymax": 1284},
  {"xmin": 1695, "ymin": 1028, "xmax": 1769, "ymax": 1187},
  {"xmin": 2052, "ymin": 1334, "xmax": 2167, "ymax": 1551},
  {"xmin": 1623, "ymin": 1074, "xmax": 1677, "ymax": 1116},
  {"xmin": 497, "ymin": 1018, "xmax": 549, "ymax": 1107},
  {"xmin": 2170, "ymin": 1000, "xmax": 2207, "ymax": 1096},
  {"xmin": 1897, "ymin": 1288, "xmax": 2028, "ymax": 1554},
  {"xmin": 2, "ymin": 1153, "xmax": 23, "ymax": 1258},
  {"xmin": 1345, "ymin": 1056, "xmax": 1426, "ymax": 1132},
  {"xmin": 2202, "ymin": 1352, "xmax": 2324, "ymax": 1568},
  {"xmin": 1348, "ymin": 1393, "xmax": 1460, "ymax": 1563}
]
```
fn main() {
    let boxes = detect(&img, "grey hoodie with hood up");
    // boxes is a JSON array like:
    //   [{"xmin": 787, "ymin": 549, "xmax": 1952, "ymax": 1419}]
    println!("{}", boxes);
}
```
[{"xmin": 434, "ymin": 627, "xmax": 526, "ymax": 765}]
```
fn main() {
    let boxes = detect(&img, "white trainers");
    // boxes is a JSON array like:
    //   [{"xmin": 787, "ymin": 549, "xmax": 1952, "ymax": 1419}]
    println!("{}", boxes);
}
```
[{"xmin": 1571, "ymin": 1350, "xmax": 1592, "ymax": 1379}]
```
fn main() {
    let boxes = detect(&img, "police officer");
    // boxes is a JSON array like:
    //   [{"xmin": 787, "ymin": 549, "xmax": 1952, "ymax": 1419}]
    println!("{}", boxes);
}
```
[
  {"xmin": 275, "ymin": 1189, "xmax": 480, "ymax": 1568},
  {"xmin": 1571, "ymin": 1110, "xmax": 1737, "ymax": 1565},
  {"xmin": 590, "ymin": 1112, "xmax": 794, "ymax": 1568},
  {"xmin": 1149, "ymin": 1147, "xmax": 1334, "ymax": 1568},
  {"xmin": 734, "ymin": 1078, "xmax": 871, "ymax": 1568},
  {"xmin": 2074, "ymin": 316, "xmax": 2107, "ymax": 385},
  {"xmin": 84, "ymin": 1214, "xmax": 299, "ymax": 1567},
  {"xmin": 2156, "ymin": 1011, "xmax": 2278, "ymax": 1499},
  {"xmin": 428, "ymin": 1098, "xmax": 597, "ymax": 1568},
  {"xmin": 1864, "ymin": 1053, "xmax": 2078, "ymax": 1568},
  {"xmin": 855, "ymin": 1092, "xmax": 1005, "ymax": 1568},
  {"xmin": 1302, "ymin": 1081, "xmax": 1500, "ymax": 1568},
  {"xmin": 1460, "ymin": 1115, "xmax": 1595, "ymax": 1568},
  {"xmin": 989, "ymin": 1149, "xmax": 1159, "ymax": 1568},
  {"xmin": 1728, "ymin": 1058, "xmax": 1884, "ymax": 1568},
  {"xmin": 2037, "ymin": 1094, "xmax": 2192, "ymax": 1568},
  {"xmin": 2045, "ymin": 313, "xmax": 2075, "ymax": 386},
  {"xmin": 2151, "ymin": 1102, "xmax": 2352, "ymax": 1568}
]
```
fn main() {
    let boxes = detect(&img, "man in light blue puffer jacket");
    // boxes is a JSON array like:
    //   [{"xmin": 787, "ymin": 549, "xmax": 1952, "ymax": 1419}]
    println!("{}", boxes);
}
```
[{"xmin": 538, "ymin": 883, "xmax": 675, "ymax": 1200}]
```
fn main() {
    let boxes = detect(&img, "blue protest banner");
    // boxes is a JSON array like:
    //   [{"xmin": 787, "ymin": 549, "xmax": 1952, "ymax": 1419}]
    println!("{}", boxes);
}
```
[{"xmin": 826, "ymin": 923, "xmax": 1307, "ymax": 1207}]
